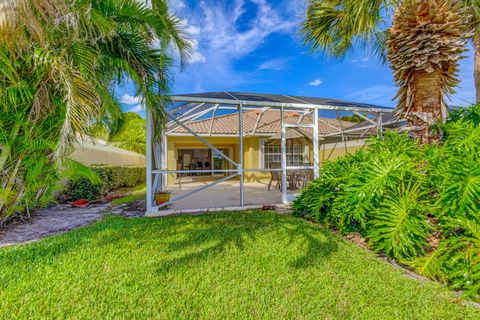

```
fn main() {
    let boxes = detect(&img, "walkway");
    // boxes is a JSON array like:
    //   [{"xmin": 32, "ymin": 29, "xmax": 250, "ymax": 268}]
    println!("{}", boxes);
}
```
[{"xmin": 0, "ymin": 200, "xmax": 145, "ymax": 248}]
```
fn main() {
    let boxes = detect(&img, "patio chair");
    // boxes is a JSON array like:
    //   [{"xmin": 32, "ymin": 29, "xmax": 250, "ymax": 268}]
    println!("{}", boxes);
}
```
[
  {"xmin": 188, "ymin": 163, "xmax": 197, "ymax": 176},
  {"xmin": 296, "ymin": 171, "xmax": 312, "ymax": 189},
  {"xmin": 267, "ymin": 162, "xmax": 282, "ymax": 191}
]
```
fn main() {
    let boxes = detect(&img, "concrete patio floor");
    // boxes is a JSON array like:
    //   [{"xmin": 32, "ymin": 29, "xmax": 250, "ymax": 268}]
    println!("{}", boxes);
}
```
[{"xmin": 160, "ymin": 180, "xmax": 284, "ymax": 211}]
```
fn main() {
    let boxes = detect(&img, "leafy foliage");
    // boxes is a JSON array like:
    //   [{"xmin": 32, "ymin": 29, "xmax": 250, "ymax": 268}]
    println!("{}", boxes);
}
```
[
  {"xmin": 294, "ymin": 105, "xmax": 480, "ymax": 300},
  {"xmin": 109, "ymin": 112, "xmax": 147, "ymax": 154},
  {"xmin": 0, "ymin": 0, "xmax": 190, "ymax": 223},
  {"xmin": 63, "ymin": 165, "xmax": 146, "ymax": 201},
  {"xmin": 302, "ymin": 0, "xmax": 476, "ymax": 141},
  {"xmin": 368, "ymin": 183, "xmax": 431, "ymax": 259}
]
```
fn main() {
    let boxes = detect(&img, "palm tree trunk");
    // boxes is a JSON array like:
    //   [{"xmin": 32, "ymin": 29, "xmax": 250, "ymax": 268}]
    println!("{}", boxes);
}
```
[
  {"xmin": 411, "ymin": 71, "xmax": 443, "ymax": 144},
  {"xmin": 475, "ymin": 35, "xmax": 480, "ymax": 104}
]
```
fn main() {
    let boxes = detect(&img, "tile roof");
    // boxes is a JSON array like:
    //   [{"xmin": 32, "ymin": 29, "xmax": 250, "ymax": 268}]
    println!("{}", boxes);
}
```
[{"xmin": 168, "ymin": 110, "xmax": 356, "ymax": 136}]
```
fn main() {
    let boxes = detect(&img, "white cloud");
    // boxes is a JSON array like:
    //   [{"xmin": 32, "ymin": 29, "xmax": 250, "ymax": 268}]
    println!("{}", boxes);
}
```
[
  {"xmin": 120, "ymin": 94, "xmax": 142, "ymax": 105},
  {"xmin": 258, "ymin": 58, "xmax": 290, "ymax": 71},
  {"xmin": 349, "ymin": 56, "xmax": 372, "ymax": 68},
  {"xmin": 129, "ymin": 104, "xmax": 144, "ymax": 114},
  {"xmin": 187, "ymin": 38, "xmax": 206, "ymax": 64},
  {"xmin": 309, "ymin": 79, "xmax": 323, "ymax": 87},
  {"xmin": 345, "ymin": 85, "xmax": 396, "ymax": 107},
  {"xmin": 169, "ymin": 0, "xmax": 186, "ymax": 12},
  {"xmin": 174, "ymin": 0, "xmax": 302, "ymax": 90},
  {"xmin": 190, "ymin": 51, "xmax": 206, "ymax": 64},
  {"xmin": 350, "ymin": 56, "xmax": 370, "ymax": 64}
]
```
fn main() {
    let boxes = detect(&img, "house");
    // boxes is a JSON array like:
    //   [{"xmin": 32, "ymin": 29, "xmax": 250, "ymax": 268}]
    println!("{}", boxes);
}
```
[
  {"xmin": 146, "ymin": 92, "xmax": 394, "ymax": 214},
  {"xmin": 165, "ymin": 109, "xmax": 361, "ymax": 185}
]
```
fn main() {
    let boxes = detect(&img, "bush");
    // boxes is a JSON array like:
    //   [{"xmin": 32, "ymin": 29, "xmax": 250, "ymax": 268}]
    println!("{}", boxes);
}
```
[
  {"xmin": 293, "ymin": 107, "xmax": 480, "ymax": 300},
  {"xmin": 63, "ymin": 166, "xmax": 145, "ymax": 201}
]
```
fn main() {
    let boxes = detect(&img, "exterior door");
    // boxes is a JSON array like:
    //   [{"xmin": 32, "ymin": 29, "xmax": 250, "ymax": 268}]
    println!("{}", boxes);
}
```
[{"xmin": 212, "ymin": 147, "xmax": 232, "ymax": 176}]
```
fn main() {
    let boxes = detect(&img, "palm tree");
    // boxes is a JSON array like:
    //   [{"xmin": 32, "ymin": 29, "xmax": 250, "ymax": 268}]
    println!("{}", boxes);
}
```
[
  {"xmin": 387, "ymin": 0, "xmax": 468, "ymax": 143},
  {"xmin": 302, "ymin": 0, "xmax": 476, "ymax": 141},
  {"xmin": 0, "ymin": 0, "xmax": 191, "ymax": 223}
]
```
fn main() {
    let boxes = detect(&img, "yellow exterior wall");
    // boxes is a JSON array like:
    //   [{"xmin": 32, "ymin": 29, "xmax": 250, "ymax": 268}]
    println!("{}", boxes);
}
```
[{"xmin": 166, "ymin": 135, "xmax": 364, "ymax": 184}]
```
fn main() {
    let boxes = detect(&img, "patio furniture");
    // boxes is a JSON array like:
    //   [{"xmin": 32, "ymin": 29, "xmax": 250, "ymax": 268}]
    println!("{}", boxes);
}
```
[
  {"xmin": 295, "ymin": 171, "xmax": 312, "ymax": 189},
  {"xmin": 188, "ymin": 163, "xmax": 197, "ymax": 176},
  {"xmin": 176, "ymin": 163, "xmax": 183, "ymax": 178},
  {"xmin": 267, "ymin": 162, "xmax": 282, "ymax": 191},
  {"xmin": 287, "ymin": 172, "xmax": 298, "ymax": 190}
]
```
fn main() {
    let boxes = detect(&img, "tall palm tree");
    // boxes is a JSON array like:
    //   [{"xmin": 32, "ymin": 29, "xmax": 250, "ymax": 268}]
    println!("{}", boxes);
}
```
[
  {"xmin": 387, "ymin": 0, "xmax": 468, "ymax": 143},
  {"xmin": 0, "ymin": 0, "xmax": 191, "ymax": 223},
  {"xmin": 302, "ymin": 0, "xmax": 476, "ymax": 140}
]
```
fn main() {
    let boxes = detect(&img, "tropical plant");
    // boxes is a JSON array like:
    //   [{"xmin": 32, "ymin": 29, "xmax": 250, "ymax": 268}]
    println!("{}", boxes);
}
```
[
  {"xmin": 302, "ymin": 0, "xmax": 475, "ymax": 142},
  {"xmin": 294, "ymin": 131, "xmax": 425, "ymax": 234},
  {"xmin": 109, "ymin": 112, "xmax": 147, "ymax": 154},
  {"xmin": 294, "ymin": 108, "xmax": 480, "ymax": 299},
  {"xmin": 447, "ymin": 103, "xmax": 480, "ymax": 126},
  {"xmin": 442, "ymin": 217, "xmax": 480, "ymax": 298},
  {"xmin": 0, "ymin": 0, "xmax": 190, "ymax": 223},
  {"xmin": 368, "ymin": 183, "xmax": 431, "ymax": 259},
  {"xmin": 388, "ymin": 0, "xmax": 469, "ymax": 143},
  {"xmin": 293, "ymin": 150, "xmax": 367, "ymax": 229}
]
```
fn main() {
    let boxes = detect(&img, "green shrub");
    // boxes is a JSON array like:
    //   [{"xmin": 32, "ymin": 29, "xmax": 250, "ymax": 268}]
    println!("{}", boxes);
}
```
[
  {"xmin": 368, "ymin": 183, "xmax": 431, "ymax": 259},
  {"xmin": 294, "ymin": 131, "xmax": 426, "ymax": 235},
  {"xmin": 293, "ymin": 150, "xmax": 366, "ymax": 231},
  {"xmin": 294, "ymin": 112, "xmax": 480, "ymax": 300},
  {"xmin": 65, "ymin": 178, "xmax": 103, "ymax": 201},
  {"xmin": 63, "ymin": 166, "xmax": 145, "ymax": 201}
]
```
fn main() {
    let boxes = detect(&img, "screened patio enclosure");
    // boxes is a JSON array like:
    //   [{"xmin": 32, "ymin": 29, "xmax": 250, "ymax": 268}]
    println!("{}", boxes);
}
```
[{"xmin": 146, "ymin": 92, "xmax": 394, "ymax": 215}]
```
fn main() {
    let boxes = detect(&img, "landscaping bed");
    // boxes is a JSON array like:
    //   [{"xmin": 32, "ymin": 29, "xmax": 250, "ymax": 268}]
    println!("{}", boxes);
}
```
[{"xmin": 0, "ymin": 211, "xmax": 478, "ymax": 319}]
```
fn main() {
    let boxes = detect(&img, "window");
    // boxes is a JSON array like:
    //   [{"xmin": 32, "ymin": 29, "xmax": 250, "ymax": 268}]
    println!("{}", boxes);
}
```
[{"xmin": 262, "ymin": 140, "xmax": 310, "ymax": 168}]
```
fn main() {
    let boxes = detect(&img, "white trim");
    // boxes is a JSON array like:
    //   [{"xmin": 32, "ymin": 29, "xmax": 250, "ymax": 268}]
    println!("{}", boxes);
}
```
[
  {"xmin": 313, "ymin": 109, "xmax": 320, "ymax": 179},
  {"xmin": 259, "ymin": 138, "xmax": 265, "ymax": 169},
  {"xmin": 146, "ymin": 111, "xmax": 153, "ymax": 213}
]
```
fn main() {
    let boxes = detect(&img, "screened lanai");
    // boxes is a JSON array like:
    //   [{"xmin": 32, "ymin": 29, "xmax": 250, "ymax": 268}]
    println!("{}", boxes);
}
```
[{"xmin": 146, "ymin": 92, "xmax": 395, "ymax": 215}]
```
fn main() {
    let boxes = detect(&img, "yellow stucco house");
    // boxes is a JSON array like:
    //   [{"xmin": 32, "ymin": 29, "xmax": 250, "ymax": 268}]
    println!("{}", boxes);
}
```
[
  {"xmin": 165, "ymin": 109, "xmax": 364, "ymax": 185},
  {"xmin": 145, "ymin": 92, "xmax": 393, "ymax": 214}
]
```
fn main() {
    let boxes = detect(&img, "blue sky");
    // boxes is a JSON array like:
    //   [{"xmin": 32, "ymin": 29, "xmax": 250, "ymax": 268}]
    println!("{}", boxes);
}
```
[{"xmin": 119, "ymin": 0, "xmax": 476, "ymax": 116}]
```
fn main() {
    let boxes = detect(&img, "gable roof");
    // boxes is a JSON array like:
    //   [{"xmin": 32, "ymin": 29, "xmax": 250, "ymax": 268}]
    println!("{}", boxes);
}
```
[{"xmin": 168, "ymin": 110, "xmax": 356, "ymax": 136}]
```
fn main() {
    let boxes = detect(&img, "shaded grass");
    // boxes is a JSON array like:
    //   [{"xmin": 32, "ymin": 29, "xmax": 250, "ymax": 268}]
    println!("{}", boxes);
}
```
[
  {"xmin": 110, "ymin": 184, "xmax": 146, "ymax": 206},
  {"xmin": 0, "ymin": 211, "xmax": 479, "ymax": 319}
]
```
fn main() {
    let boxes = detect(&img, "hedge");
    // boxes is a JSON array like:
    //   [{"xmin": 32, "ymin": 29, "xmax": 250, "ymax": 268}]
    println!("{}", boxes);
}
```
[{"xmin": 63, "ymin": 165, "xmax": 145, "ymax": 201}]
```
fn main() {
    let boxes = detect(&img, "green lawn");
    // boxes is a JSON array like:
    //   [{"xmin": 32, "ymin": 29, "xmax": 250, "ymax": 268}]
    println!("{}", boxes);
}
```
[
  {"xmin": 110, "ymin": 184, "xmax": 146, "ymax": 206},
  {"xmin": 1, "ymin": 211, "xmax": 479, "ymax": 319}
]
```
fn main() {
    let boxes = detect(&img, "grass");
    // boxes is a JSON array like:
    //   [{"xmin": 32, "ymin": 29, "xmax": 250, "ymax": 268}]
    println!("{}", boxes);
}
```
[
  {"xmin": 110, "ymin": 184, "xmax": 146, "ymax": 206},
  {"xmin": 0, "ymin": 211, "xmax": 479, "ymax": 319}
]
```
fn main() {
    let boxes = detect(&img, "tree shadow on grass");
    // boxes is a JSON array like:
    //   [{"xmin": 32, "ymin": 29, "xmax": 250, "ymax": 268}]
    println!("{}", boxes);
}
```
[
  {"xmin": 0, "ymin": 211, "xmax": 339, "ymax": 275},
  {"xmin": 152, "ymin": 211, "xmax": 339, "ymax": 273}
]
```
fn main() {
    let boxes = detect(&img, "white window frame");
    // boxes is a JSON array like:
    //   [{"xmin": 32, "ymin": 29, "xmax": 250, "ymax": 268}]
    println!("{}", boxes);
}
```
[{"xmin": 260, "ymin": 139, "xmax": 310, "ymax": 169}]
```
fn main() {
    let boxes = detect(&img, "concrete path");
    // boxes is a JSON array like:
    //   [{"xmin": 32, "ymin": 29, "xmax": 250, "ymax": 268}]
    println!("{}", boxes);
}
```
[{"xmin": 0, "ymin": 200, "xmax": 146, "ymax": 248}]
